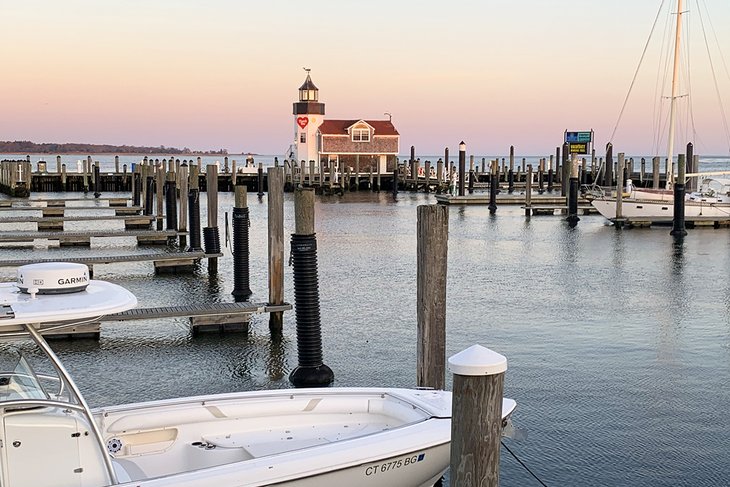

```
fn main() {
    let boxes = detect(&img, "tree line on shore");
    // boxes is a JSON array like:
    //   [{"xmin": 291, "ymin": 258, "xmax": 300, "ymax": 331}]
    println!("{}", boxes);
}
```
[{"xmin": 0, "ymin": 140, "xmax": 228, "ymax": 155}]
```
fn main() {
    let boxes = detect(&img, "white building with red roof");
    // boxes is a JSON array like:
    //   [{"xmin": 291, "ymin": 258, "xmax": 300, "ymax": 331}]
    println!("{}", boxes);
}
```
[{"xmin": 291, "ymin": 72, "xmax": 399, "ymax": 174}]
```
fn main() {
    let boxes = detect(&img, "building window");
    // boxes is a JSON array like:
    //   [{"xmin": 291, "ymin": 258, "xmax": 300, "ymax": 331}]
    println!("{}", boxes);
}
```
[
  {"xmin": 352, "ymin": 128, "xmax": 370, "ymax": 142},
  {"xmin": 300, "ymin": 132, "xmax": 306, "ymax": 143}
]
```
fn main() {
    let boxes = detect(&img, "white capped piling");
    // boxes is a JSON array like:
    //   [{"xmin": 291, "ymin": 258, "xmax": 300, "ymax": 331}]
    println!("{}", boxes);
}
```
[
  {"xmin": 449, "ymin": 344, "xmax": 508, "ymax": 487},
  {"xmin": 671, "ymin": 153, "xmax": 687, "ymax": 237},
  {"xmin": 268, "ymin": 167, "xmax": 285, "ymax": 334},
  {"xmin": 458, "ymin": 142, "xmax": 466, "ymax": 196},
  {"xmin": 416, "ymin": 204, "xmax": 448, "ymax": 390}
]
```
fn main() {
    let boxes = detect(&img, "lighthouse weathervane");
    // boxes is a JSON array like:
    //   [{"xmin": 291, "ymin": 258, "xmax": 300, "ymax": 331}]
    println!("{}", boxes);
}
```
[{"xmin": 292, "ymin": 68, "xmax": 325, "ymax": 166}]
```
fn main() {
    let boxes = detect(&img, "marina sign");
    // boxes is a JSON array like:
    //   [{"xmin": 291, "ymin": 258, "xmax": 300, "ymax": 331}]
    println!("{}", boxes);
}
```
[{"xmin": 564, "ymin": 130, "xmax": 593, "ymax": 154}]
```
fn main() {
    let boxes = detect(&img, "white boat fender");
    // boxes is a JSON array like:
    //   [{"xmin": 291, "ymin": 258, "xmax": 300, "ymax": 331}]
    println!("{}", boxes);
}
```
[{"xmin": 16, "ymin": 262, "xmax": 90, "ymax": 297}]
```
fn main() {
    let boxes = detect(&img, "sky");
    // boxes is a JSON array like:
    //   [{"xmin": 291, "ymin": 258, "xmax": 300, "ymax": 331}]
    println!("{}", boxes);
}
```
[{"xmin": 2, "ymin": 0, "xmax": 730, "ymax": 156}]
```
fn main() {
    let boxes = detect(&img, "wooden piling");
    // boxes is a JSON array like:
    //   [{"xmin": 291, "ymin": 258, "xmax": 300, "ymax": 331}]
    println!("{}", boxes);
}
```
[
  {"xmin": 615, "ymin": 153, "xmax": 625, "ymax": 225},
  {"xmin": 268, "ymin": 167, "xmax": 285, "ymax": 335},
  {"xmin": 458, "ymin": 142, "xmax": 466, "ymax": 197},
  {"xmin": 448, "ymin": 344, "xmax": 508, "ymax": 487},
  {"xmin": 416, "ymin": 204, "xmax": 448, "ymax": 390},
  {"xmin": 525, "ymin": 164, "xmax": 533, "ymax": 216},
  {"xmin": 156, "ymin": 164, "xmax": 164, "ymax": 230},
  {"xmin": 179, "ymin": 163, "xmax": 189, "ymax": 247}
]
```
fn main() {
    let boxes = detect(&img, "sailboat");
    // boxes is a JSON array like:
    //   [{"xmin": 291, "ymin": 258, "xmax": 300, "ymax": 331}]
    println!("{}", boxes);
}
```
[
  {"xmin": 591, "ymin": 0, "xmax": 730, "ymax": 225},
  {"xmin": 0, "ymin": 262, "xmax": 517, "ymax": 487}
]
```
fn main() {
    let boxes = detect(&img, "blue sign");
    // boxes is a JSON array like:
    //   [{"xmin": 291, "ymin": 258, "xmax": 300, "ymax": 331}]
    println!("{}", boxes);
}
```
[{"xmin": 565, "ymin": 131, "xmax": 593, "ymax": 143}]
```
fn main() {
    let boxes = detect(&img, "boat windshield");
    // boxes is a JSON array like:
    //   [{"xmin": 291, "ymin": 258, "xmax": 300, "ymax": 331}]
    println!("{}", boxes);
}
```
[
  {"xmin": 0, "ymin": 345, "xmax": 75, "ymax": 404},
  {"xmin": 0, "ymin": 354, "xmax": 48, "ymax": 401}
]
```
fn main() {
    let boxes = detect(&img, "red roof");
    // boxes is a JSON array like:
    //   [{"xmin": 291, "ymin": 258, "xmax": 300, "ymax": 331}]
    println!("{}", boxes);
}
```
[{"xmin": 318, "ymin": 120, "xmax": 399, "ymax": 136}]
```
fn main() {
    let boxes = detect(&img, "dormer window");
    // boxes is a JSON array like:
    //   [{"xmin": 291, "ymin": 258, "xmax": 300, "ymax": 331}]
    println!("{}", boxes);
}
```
[{"xmin": 352, "ymin": 128, "xmax": 370, "ymax": 142}]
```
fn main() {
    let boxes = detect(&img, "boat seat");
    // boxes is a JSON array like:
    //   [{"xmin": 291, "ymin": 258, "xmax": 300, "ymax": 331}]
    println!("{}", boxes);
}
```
[{"xmin": 112, "ymin": 458, "xmax": 147, "ymax": 482}]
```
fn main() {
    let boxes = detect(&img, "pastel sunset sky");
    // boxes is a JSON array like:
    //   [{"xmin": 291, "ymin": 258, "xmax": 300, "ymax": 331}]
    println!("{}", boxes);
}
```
[{"xmin": 2, "ymin": 0, "xmax": 729, "ymax": 156}]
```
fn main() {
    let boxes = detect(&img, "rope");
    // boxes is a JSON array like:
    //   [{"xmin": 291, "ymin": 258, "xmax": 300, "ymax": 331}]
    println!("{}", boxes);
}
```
[
  {"xmin": 696, "ymin": 0, "xmax": 730, "ymax": 154},
  {"xmin": 501, "ymin": 440, "xmax": 549, "ymax": 487},
  {"xmin": 609, "ymin": 0, "xmax": 667, "ymax": 144}
]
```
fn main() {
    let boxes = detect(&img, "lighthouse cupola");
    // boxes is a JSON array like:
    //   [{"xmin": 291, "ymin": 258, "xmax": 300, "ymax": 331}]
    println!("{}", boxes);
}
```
[
  {"xmin": 299, "ymin": 75, "xmax": 319, "ymax": 102},
  {"xmin": 292, "ymin": 69, "xmax": 325, "ymax": 165}
]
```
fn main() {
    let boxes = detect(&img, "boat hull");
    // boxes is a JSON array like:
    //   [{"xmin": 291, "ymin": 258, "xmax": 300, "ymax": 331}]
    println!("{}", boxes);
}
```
[{"xmin": 591, "ymin": 197, "xmax": 730, "ymax": 223}]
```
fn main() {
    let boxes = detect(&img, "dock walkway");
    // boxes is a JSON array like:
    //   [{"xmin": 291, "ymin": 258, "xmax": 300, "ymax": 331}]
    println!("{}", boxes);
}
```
[{"xmin": 0, "ymin": 229, "xmax": 181, "ymax": 246}]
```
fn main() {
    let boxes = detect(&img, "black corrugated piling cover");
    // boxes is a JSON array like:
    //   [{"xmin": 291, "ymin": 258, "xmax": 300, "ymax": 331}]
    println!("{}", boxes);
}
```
[
  {"xmin": 203, "ymin": 226, "xmax": 221, "ymax": 273},
  {"xmin": 144, "ymin": 176, "xmax": 154, "ymax": 215},
  {"xmin": 93, "ymin": 164, "xmax": 101, "ymax": 198},
  {"xmin": 289, "ymin": 233, "xmax": 334, "ymax": 387},
  {"xmin": 671, "ymin": 154, "xmax": 688, "ymax": 237},
  {"xmin": 231, "ymin": 206, "xmax": 252, "ymax": 300},
  {"xmin": 567, "ymin": 176, "xmax": 580, "ymax": 227},
  {"xmin": 133, "ymin": 173, "xmax": 141, "ymax": 206},
  {"xmin": 165, "ymin": 179, "xmax": 178, "ymax": 231},
  {"xmin": 188, "ymin": 188, "xmax": 203, "ymax": 252}
]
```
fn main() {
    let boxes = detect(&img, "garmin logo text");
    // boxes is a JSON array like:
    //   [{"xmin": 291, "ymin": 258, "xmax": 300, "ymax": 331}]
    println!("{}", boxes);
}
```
[{"xmin": 58, "ymin": 276, "xmax": 89, "ymax": 285}]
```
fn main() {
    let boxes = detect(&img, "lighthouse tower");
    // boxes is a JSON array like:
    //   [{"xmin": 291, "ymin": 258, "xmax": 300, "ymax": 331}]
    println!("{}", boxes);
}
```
[{"xmin": 292, "ymin": 70, "xmax": 325, "ymax": 165}]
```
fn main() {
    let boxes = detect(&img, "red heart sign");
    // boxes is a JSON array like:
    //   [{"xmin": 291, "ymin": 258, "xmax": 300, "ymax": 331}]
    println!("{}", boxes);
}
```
[{"xmin": 297, "ymin": 117, "xmax": 309, "ymax": 129}]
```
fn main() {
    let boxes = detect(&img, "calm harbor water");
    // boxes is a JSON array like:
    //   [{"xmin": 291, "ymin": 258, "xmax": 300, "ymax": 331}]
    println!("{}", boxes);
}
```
[{"xmin": 1, "ymin": 182, "xmax": 730, "ymax": 485}]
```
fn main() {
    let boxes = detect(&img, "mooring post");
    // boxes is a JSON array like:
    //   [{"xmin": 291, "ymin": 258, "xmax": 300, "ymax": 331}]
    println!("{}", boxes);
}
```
[
  {"xmin": 187, "ymin": 165, "xmax": 203, "ymax": 252},
  {"xmin": 449, "ymin": 344, "xmax": 508, "ymax": 487},
  {"xmin": 144, "ymin": 173, "xmax": 154, "ymax": 216},
  {"xmin": 605, "ymin": 143, "xmax": 614, "ymax": 188},
  {"xmin": 257, "ymin": 162, "xmax": 264, "ymax": 198},
  {"xmin": 289, "ymin": 187, "xmax": 334, "ymax": 387},
  {"xmin": 56, "ymin": 155, "xmax": 61, "ymax": 175},
  {"xmin": 178, "ymin": 163, "xmax": 188, "ymax": 247},
  {"xmin": 204, "ymin": 164, "xmax": 221, "ymax": 272},
  {"xmin": 561, "ymin": 143, "xmax": 570, "ymax": 196},
  {"xmin": 231, "ymin": 185, "xmax": 252, "ymax": 301},
  {"xmin": 93, "ymin": 162, "xmax": 101, "ymax": 198},
  {"xmin": 488, "ymin": 160, "xmax": 498, "ymax": 214},
  {"xmin": 392, "ymin": 168, "xmax": 399, "ymax": 199},
  {"xmin": 686, "ymin": 143, "xmax": 694, "ymax": 192},
  {"xmin": 554, "ymin": 146, "xmax": 561, "ymax": 187},
  {"xmin": 547, "ymin": 155, "xmax": 554, "ymax": 192},
  {"xmin": 538, "ymin": 158, "xmax": 545, "ymax": 194},
  {"xmin": 416, "ymin": 204, "xmax": 448, "ymax": 390},
  {"xmin": 155, "ymin": 164, "xmax": 164, "ymax": 230},
  {"xmin": 671, "ymin": 153, "xmax": 688, "ymax": 237},
  {"xmin": 83, "ymin": 156, "xmax": 90, "ymax": 193},
  {"xmin": 268, "ymin": 167, "xmax": 285, "ymax": 334},
  {"xmin": 165, "ymin": 170, "xmax": 178, "ymax": 231},
  {"xmin": 468, "ymin": 157, "xmax": 475, "ymax": 195},
  {"xmin": 436, "ymin": 159, "xmax": 444, "ymax": 194},
  {"xmin": 567, "ymin": 155, "xmax": 580, "ymax": 227},
  {"xmin": 458, "ymin": 142, "xmax": 466, "ymax": 197},
  {"xmin": 615, "ymin": 153, "xmax": 625, "ymax": 228},
  {"xmin": 525, "ymin": 164, "xmax": 533, "ymax": 217},
  {"xmin": 507, "ymin": 145, "xmax": 515, "ymax": 194}
]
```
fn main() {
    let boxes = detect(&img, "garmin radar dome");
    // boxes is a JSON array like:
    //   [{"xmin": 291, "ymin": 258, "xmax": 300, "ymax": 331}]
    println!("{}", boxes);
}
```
[{"xmin": 16, "ymin": 262, "xmax": 90, "ymax": 295}]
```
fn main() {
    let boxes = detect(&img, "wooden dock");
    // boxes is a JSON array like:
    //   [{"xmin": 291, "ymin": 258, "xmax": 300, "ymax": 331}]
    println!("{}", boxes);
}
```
[
  {"xmin": 0, "ymin": 206, "xmax": 143, "ymax": 217},
  {"xmin": 42, "ymin": 302, "xmax": 293, "ymax": 338},
  {"xmin": 435, "ymin": 193, "xmax": 576, "ymax": 205},
  {"xmin": 0, "ymin": 251, "xmax": 221, "ymax": 275},
  {"xmin": 0, "ymin": 197, "xmax": 131, "ymax": 207},
  {"xmin": 0, "ymin": 229, "xmax": 181, "ymax": 246},
  {"xmin": 0, "ymin": 214, "xmax": 155, "ymax": 230}
]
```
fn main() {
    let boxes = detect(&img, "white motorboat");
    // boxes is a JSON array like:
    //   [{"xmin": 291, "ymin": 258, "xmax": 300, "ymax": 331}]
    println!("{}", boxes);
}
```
[{"xmin": 0, "ymin": 262, "xmax": 517, "ymax": 487}]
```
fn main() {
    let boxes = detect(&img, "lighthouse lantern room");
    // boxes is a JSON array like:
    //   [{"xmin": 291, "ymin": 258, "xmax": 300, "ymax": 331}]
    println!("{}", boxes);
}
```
[{"xmin": 292, "ymin": 69, "xmax": 325, "ymax": 165}]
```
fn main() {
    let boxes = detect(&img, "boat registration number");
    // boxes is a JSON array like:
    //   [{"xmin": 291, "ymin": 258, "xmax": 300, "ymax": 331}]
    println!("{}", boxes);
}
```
[{"xmin": 364, "ymin": 452, "xmax": 425, "ymax": 476}]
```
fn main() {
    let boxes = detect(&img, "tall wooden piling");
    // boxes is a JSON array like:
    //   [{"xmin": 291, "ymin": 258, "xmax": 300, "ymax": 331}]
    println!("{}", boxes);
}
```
[
  {"xmin": 615, "ymin": 153, "xmax": 625, "ymax": 227},
  {"xmin": 205, "ymin": 164, "xmax": 220, "ymax": 272},
  {"xmin": 268, "ymin": 167, "xmax": 285, "ymax": 334},
  {"xmin": 508, "ymin": 145, "xmax": 515, "ymax": 193},
  {"xmin": 567, "ymin": 155, "xmax": 580, "ymax": 227},
  {"xmin": 458, "ymin": 142, "xmax": 466, "ymax": 197},
  {"xmin": 449, "ymin": 345, "xmax": 508, "ymax": 487},
  {"xmin": 416, "ymin": 204, "xmax": 448, "ymax": 390},
  {"xmin": 605, "ymin": 143, "xmax": 614, "ymax": 188},
  {"xmin": 488, "ymin": 160, "xmax": 497, "ymax": 214},
  {"xmin": 179, "ymin": 163, "xmax": 189, "ymax": 247},
  {"xmin": 525, "ymin": 164, "xmax": 533, "ymax": 216},
  {"xmin": 686, "ymin": 143, "xmax": 695, "ymax": 192},
  {"xmin": 257, "ymin": 162, "xmax": 264, "ymax": 198},
  {"xmin": 156, "ymin": 164, "xmax": 164, "ymax": 230},
  {"xmin": 652, "ymin": 156, "xmax": 660, "ymax": 189}
]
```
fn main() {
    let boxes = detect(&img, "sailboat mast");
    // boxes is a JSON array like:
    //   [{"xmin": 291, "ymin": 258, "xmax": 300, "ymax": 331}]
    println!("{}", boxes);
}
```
[{"xmin": 666, "ymin": 0, "xmax": 683, "ymax": 189}]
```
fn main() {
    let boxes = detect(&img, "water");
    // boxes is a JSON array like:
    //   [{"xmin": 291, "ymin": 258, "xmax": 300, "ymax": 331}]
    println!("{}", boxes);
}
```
[{"xmin": 1, "ymin": 187, "xmax": 730, "ymax": 486}]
